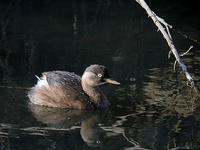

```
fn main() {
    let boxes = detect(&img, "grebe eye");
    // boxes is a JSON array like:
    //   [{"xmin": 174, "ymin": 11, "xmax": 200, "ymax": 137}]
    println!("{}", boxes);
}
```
[{"xmin": 98, "ymin": 73, "xmax": 102, "ymax": 78}]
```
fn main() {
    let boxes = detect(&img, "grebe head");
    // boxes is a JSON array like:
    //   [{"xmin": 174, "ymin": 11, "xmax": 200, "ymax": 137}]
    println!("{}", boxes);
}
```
[{"xmin": 81, "ymin": 64, "xmax": 120, "ymax": 87}]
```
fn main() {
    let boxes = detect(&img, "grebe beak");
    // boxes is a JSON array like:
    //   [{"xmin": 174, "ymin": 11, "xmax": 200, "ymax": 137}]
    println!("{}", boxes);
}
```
[{"xmin": 105, "ymin": 78, "xmax": 120, "ymax": 85}]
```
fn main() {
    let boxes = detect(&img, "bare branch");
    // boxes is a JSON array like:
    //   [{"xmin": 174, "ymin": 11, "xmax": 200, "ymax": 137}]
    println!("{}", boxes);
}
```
[{"xmin": 135, "ymin": 0, "xmax": 200, "ymax": 96}]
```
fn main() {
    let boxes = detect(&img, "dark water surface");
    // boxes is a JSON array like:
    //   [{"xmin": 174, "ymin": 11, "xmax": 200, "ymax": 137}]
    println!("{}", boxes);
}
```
[{"xmin": 0, "ymin": 0, "xmax": 200, "ymax": 149}]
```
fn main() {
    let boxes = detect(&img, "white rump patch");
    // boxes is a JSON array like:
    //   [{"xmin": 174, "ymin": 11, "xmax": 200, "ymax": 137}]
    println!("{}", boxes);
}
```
[{"xmin": 35, "ymin": 75, "xmax": 48, "ymax": 87}]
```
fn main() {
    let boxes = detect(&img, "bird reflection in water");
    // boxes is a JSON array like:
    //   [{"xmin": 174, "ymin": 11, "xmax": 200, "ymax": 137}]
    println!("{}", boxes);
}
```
[{"xmin": 29, "ymin": 104, "xmax": 118, "ymax": 147}]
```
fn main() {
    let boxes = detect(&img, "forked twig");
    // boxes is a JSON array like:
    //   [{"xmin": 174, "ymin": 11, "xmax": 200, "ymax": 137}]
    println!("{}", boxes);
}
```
[{"xmin": 174, "ymin": 46, "xmax": 193, "ymax": 70}]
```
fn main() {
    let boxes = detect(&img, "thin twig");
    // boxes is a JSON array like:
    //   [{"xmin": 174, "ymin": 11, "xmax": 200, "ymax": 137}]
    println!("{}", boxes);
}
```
[
  {"xmin": 168, "ymin": 50, "xmax": 172, "ymax": 59},
  {"xmin": 174, "ymin": 60, "xmax": 177, "ymax": 70},
  {"xmin": 0, "ymin": 85, "xmax": 29, "ymax": 90},
  {"xmin": 171, "ymin": 28, "xmax": 200, "ymax": 45},
  {"xmin": 180, "ymin": 46, "xmax": 193, "ymax": 57}
]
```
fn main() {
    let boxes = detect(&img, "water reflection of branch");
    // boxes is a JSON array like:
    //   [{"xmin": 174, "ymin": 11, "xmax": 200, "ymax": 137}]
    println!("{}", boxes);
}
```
[
  {"xmin": 0, "ymin": 59, "xmax": 17, "ymax": 87},
  {"xmin": 0, "ymin": 19, "xmax": 9, "ymax": 44},
  {"xmin": 145, "ymin": 72, "xmax": 196, "ymax": 117},
  {"xmin": 123, "ymin": 133, "xmax": 149, "ymax": 150},
  {"xmin": 171, "ymin": 119, "xmax": 182, "ymax": 133}
]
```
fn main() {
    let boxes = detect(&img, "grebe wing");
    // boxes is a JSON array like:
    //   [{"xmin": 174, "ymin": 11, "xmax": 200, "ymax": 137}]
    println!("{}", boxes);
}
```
[{"xmin": 43, "ymin": 71, "xmax": 90, "ymax": 100}]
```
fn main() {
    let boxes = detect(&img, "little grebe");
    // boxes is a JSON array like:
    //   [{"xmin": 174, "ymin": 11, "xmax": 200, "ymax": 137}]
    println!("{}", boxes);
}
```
[{"xmin": 28, "ymin": 64, "xmax": 120, "ymax": 109}]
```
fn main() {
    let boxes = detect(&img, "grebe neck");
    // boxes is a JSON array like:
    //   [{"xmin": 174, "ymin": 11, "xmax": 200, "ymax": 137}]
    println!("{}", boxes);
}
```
[{"xmin": 81, "ymin": 72, "xmax": 110, "ymax": 109}]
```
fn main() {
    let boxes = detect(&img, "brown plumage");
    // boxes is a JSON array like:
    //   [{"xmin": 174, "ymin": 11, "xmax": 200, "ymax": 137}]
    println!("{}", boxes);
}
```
[{"xmin": 28, "ymin": 64, "xmax": 120, "ymax": 109}]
